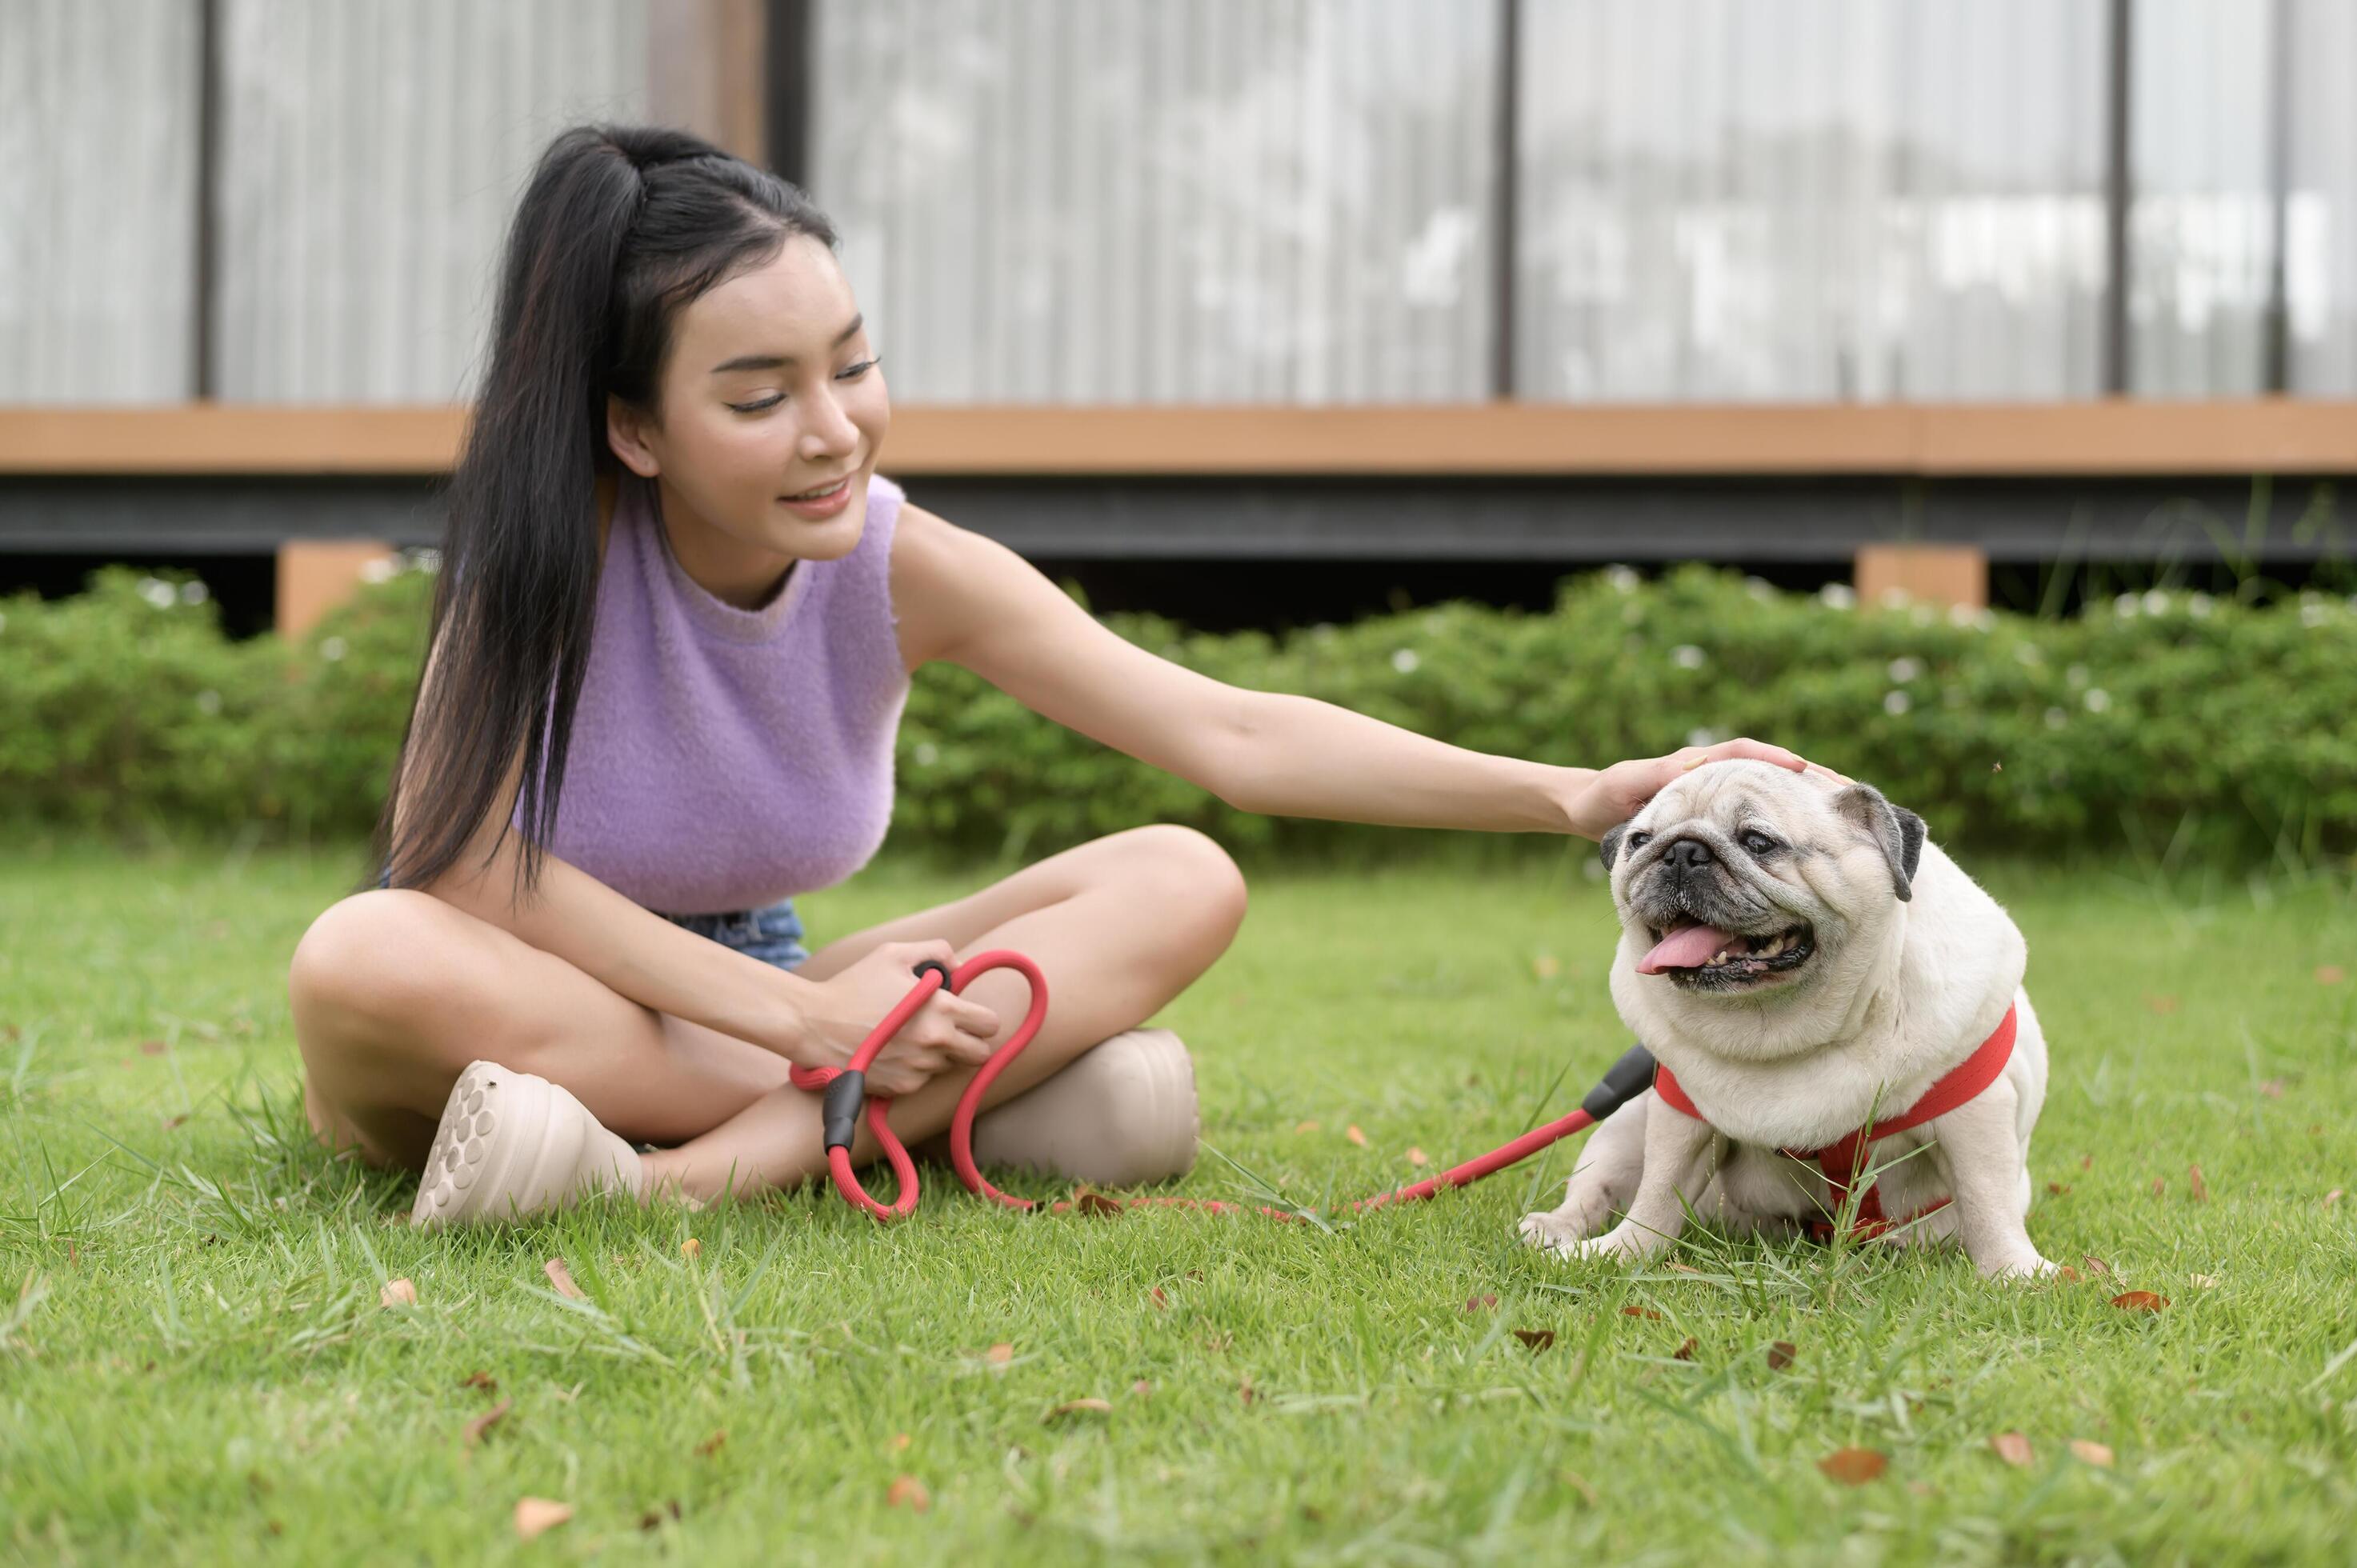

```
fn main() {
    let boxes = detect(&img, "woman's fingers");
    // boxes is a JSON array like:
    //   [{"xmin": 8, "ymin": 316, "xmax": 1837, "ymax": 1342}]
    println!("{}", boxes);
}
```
[{"xmin": 1684, "ymin": 737, "xmax": 1809, "ymax": 774}]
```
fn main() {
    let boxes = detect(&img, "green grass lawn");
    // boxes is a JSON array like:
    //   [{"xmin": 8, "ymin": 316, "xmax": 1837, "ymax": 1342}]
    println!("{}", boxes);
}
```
[{"xmin": 3, "ymin": 838, "xmax": 2355, "ymax": 1564}]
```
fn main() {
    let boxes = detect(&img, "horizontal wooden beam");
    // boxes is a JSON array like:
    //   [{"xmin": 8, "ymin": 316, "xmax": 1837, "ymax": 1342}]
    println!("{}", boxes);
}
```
[{"xmin": 10, "ymin": 400, "xmax": 2357, "ymax": 478}]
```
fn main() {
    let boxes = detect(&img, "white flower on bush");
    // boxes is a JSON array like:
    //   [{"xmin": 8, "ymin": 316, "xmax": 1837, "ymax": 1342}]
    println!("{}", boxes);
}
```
[
  {"xmin": 2189, "ymin": 593, "xmax": 2214, "ymax": 618},
  {"xmin": 2014, "ymin": 642, "xmax": 2044, "ymax": 666},
  {"xmin": 1391, "ymin": 647, "xmax": 1420, "ymax": 674},
  {"xmin": 1819, "ymin": 582, "xmax": 1857, "ymax": 610},
  {"xmin": 2045, "ymin": 706, "xmax": 2068, "ymax": 729},
  {"xmin": 195, "ymin": 690, "xmax": 222, "ymax": 715},
  {"xmin": 179, "ymin": 580, "xmax": 208, "ymax": 606},
  {"xmin": 912, "ymin": 741, "xmax": 939, "ymax": 766},
  {"xmin": 138, "ymin": 578, "xmax": 176, "ymax": 610},
  {"xmin": 319, "ymin": 636, "xmax": 348, "ymax": 662},
  {"xmin": 2143, "ymin": 589, "xmax": 2170, "ymax": 616},
  {"xmin": 1687, "ymin": 727, "xmax": 1722, "ymax": 747},
  {"xmin": 1671, "ymin": 644, "xmax": 1706, "ymax": 670},
  {"xmin": 1949, "ymin": 603, "xmax": 1994, "ymax": 630},
  {"xmin": 2114, "ymin": 592, "xmax": 2139, "ymax": 618},
  {"xmin": 1745, "ymin": 577, "xmax": 1776, "ymax": 602},
  {"xmin": 1887, "ymin": 657, "xmax": 1923, "ymax": 683},
  {"xmin": 2066, "ymin": 663, "xmax": 2089, "ymax": 689},
  {"xmin": 2301, "ymin": 601, "xmax": 2330, "ymax": 627},
  {"xmin": 360, "ymin": 556, "xmax": 398, "ymax": 585},
  {"xmin": 1883, "ymin": 690, "xmax": 1911, "ymax": 715},
  {"xmin": 2083, "ymin": 688, "xmax": 2111, "ymax": 713},
  {"xmin": 1604, "ymin": 565, "xmax": 1639, "ymax": 594}
]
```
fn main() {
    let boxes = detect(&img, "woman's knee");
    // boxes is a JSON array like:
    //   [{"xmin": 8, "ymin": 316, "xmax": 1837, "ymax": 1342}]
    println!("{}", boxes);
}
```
[
  {"xmin": 288, "ymin": 890, "xmax": 472, "ymax": 1070},
  {"xmin": 1114, "ymin": 824, "xmax": 1248, "ymax": 947}
]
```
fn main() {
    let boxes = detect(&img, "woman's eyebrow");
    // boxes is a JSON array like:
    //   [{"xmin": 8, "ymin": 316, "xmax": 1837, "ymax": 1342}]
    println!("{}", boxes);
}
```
[{"xmin": 707, "ymin": 314, "xmax": 865, "ymax": 375}]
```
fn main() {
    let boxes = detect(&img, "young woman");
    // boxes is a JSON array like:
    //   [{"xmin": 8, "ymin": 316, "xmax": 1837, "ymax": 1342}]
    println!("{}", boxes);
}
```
[{"xmin": 287, "ymin": 125, "xmax": 1814, "ymax": 1226}]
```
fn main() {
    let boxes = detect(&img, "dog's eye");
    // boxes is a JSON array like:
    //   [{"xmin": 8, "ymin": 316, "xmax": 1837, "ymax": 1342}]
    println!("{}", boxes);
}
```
[
  {"xmin": 1739, "ymin": 830, "xmax": 1779, "ymax": 856},
  {"xmin": 1625, "ymin": 831, "xmax": 1651, "ymax": 850}
]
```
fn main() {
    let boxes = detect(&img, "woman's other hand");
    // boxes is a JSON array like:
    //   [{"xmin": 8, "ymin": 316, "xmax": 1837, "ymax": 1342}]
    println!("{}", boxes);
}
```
[{"xmin": 795, "ymin": 940, "xmax": 1000, "ymax": 1096}]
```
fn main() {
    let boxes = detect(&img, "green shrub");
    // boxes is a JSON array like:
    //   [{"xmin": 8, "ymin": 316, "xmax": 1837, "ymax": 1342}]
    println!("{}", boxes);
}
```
[{"xmin": 5, "ymin": 562, "xmax": 2354, "ymax": 859}]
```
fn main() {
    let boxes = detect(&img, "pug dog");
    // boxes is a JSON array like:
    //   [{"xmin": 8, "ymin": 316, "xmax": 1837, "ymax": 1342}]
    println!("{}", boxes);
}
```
[{"xmin": 1519, "ymin": 761, "xmax": 2054, "ymax": 1280}]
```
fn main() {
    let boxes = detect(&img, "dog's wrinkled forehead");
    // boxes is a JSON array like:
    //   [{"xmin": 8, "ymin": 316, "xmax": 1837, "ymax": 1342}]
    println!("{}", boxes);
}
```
[{"xmin": 1632, "ymin": 760, "xmax": 1832, "ymax": 833}]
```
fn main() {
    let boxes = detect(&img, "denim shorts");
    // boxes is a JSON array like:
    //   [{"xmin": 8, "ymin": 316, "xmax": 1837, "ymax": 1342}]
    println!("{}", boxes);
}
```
[
  {"xmin": 659, "ymin": 898, "xmax": 812, "ymax": 971},
  {"xmin": 374, "ymin": 864, "xmax": 810, "ymax": 972}
]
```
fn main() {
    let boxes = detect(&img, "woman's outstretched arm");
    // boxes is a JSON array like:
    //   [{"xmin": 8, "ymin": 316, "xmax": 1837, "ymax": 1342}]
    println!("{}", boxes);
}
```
[{"xmin": 890, "ymin": 506, "xmax": 1817, "ymax": 842}]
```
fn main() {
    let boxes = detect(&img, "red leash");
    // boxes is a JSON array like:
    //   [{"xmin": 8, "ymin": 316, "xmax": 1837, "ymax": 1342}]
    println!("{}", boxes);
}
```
[{"xmin": 789, "ymin": 956, "xmax": 1659, "ymax": 1223}]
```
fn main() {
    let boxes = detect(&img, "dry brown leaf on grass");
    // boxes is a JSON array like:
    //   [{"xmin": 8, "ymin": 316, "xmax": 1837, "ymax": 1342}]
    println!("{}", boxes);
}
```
[
  {"xmin": 886, "ymin": 1475, "xmax": 930, "ymax": 1512},
  {"xmin": 460, "ymin": 1370, "xmax": 497, "ymax": 1393},
  {"xmin": 1621, "ymin": 1306, "xmax": 1661, "ymax": 1321},
  {"xmin": 2046, "ymin": 1182, "xmax": 2072, "ymax": 1196},
  {"xmin": 2111, "ymin": 1290, "xmax": 2170, "ymax": 1312},
  {"xmin": 2260, "ymin": 1078, "xmax": 2286, "ymax": 1098},
  {"xmin": 2069, "ymin": 1439, "xmax": 2115, "ymax": 1467},
  {"xmin": 2317, "ymin": 964, "xmax": 2347, "ymax": 986},
  {"xmin": 2190, "ymin": 1273, "xmax": 2219, "ymax": 1290},
  {"xmin": 1044, "ymin": 1398, "xmax": 1113, "ymax": 1421},
  {"xmin": 543, "ymin": 1258, "xmax": 584, "ymax": 1300},
  {"xmin": 1463, "ymin": 1294, "xmax": 1498, "ymax": 1314},
  {"xmin": 2326, "ymin": 1189, "xmax": 2344, "ymax": 1208},
  {"xmin": 1074, "ymin": 1191, "xmax": 1124, "ymax": 1217},
  {"xmin": 1293, "ymin": 1120, "xmax": 1320, "ymax": 1134},
  {"xmin": 694, "ymin": 1429, "xmax": 726, "ymax": 1458},
  {"xmin": 140, "ymin": 1039, "xmax": 168, "ymax": 1056},
  {"xmin": 462, "ymin": 1399, "xmax": 512, "ymax": 1447},
  {"xmin": 2144, "ymin": 994, "xmax": 2179, "ymax": 1015},
  {"xmin": 1767, "ymin": 1341, "xmax": 1797, "ymax": 1371},
  {"xmin": 1512, "ymin": 1329, "xmax": 1556, "ymax": 1353},
  {"xmin": 1818, "ymin": 1448, "xmax": 1887, "ymax": 1485},
  {"xmin": 1148, "ymin": 1287, "xmax": 1169, "ymax": 1310},
  {"xmin": 513, "ymin": 1498, "xmax": 573, "ymax": 1540},
  {"xmin": 2083, "ymin": 1254, "xmax": 2113, "ymax": 1276},
  {"xmin": 378, "ymin": 1278, "xmax": 417, "ymax": 1310},
  {"xmin": 2057, "ymin": 1265, "xmax": 2083, "ymax": 1282},
  {"xmin": 1406, "ymin": 1147, "xmax": 1430, "ymax": 1167},
  {"xmin": 1532, "ymin": 954, "xmax": 1560, "ymax": 980},
  {"xmin": 1673, "ymin": 1338, "xmax": 1698, "ymax": 1361},
  {"xmin": 1130, "ymin": 1379, "xmax": 1152, "ymax": 1398},
  {"xmin": 638, "ymin": 1500, "xmax": 682, "ymax": 1530},
  {"xmin": 985, "ymin": 1342, "xmax": 1014, "ymax": 1365},
  {"xmin": 1990, "ymin": 1431, "xmax": 2034, "ymax": 1467},
  {"xmin": 2187, "ymin": 1164, "xmax": 2209, "ymax": 1202},
  {"xmin": 680, "ymin": 1238, "xmax": 701, "ymax": 1258},
  {"xmin": 1345, "ymin": 1126, "xmax": 1367, "ymax": 1146}
]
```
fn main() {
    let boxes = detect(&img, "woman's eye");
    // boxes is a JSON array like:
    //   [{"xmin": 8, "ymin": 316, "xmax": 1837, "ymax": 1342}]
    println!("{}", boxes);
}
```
[
  {"xmin": 1741, "ymin": 831, "xmax": 1778, "ymax": 855},
  {"xmin": 728, "ymin": 395, "xmax": 783, "ymax": 414},
  {"xmin": 835, "ymin": 357, "xmax": 879, "ymax": 381}
]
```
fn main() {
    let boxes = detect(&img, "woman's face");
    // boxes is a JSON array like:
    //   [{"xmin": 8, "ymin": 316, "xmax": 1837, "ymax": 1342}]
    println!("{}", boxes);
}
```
[{"xmin": 608, "ymin": 234, "xmax": 890, "ymax": 573}]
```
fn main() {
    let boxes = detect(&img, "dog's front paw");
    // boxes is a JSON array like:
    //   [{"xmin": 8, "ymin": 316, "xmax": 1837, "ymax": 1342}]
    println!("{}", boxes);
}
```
[
  {"xmin": 1976, "ymin": 1249, "xmax": 2059, "ymax": 1284},
  {"xmin": 1523, "ymin": 1214, "xmax": 1651, "ymax": 1265},
  {"xmin": 1518, "ymin": 1209, "xmax": 1590, "ymax": 1254}
]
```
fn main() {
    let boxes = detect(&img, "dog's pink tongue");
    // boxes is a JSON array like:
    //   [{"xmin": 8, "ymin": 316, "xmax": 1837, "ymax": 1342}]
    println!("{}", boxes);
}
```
[{"xmin": 1637, "ymin": 924, "xmax": 1737, "ymax": 974}]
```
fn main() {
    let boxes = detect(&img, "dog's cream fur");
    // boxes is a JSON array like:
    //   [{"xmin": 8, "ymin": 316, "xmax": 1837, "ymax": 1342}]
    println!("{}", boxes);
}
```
[{"xmin": 1519, "ymin": 762, "xmax": 2055, "ymax": 1280}]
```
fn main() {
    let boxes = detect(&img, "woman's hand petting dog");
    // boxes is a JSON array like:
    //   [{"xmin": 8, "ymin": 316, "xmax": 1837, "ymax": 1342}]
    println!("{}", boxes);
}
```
[{"xmin": 1556, "ymin": 737, "xmax": 1831, "ymax": 842}]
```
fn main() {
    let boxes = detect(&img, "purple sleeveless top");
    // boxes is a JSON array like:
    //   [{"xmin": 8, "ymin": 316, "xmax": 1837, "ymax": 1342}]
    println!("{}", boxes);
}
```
[{"xmin": 522, "ymin": 473, "xmax": 910, "ymax": 914}]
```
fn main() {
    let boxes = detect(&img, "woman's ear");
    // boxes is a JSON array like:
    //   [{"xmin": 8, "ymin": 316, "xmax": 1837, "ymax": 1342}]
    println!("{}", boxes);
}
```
[{"xmin": 606, "ymin": 394, "xmax": 662, "ymax": 478}]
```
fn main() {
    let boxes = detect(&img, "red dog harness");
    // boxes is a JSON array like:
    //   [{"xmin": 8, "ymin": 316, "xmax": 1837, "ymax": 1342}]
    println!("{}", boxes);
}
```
[{"xmin": 1651, "ymin": 1005, "xmax": 2018, "ymax": 1239}]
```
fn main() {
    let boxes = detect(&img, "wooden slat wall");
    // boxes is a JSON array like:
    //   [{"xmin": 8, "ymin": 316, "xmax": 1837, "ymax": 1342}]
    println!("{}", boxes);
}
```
[{"xmin": 9, "ymin": 402, "xmax": 2357, "ymax": 478}]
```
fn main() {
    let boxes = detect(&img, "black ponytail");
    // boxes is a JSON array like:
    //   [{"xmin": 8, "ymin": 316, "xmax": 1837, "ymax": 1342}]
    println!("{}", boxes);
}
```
[{"xmin": 373, "ymin": 124, "xmax": 837, "ymax": 901}]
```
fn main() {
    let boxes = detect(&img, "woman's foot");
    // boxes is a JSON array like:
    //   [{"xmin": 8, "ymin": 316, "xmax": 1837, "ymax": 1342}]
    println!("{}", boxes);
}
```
[
  {"xmin": 409, "ymin": 1061, "xmax": 645, "ymax": 1228},
  {"xmin": 926, "ymin": 1028, "xmax": 1199, "ymax": 1187}
]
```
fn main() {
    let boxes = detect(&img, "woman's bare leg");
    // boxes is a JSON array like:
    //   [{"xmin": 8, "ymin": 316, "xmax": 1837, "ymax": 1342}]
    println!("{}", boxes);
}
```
[{"xmin": 290, "ymin": 826, "xmax": 1246, "ymax": 1180}]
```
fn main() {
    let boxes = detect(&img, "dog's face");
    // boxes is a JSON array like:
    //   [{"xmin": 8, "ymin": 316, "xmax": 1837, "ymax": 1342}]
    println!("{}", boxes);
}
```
[{"xmin": 1600, "ymin": 762, "xmax": 1925, "ymax": 1002}]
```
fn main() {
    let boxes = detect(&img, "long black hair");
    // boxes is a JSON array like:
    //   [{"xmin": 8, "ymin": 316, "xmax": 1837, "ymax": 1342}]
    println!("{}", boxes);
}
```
[{"xmin": 373, "ymin": 124, "xmax": 836, "ymax": 900}]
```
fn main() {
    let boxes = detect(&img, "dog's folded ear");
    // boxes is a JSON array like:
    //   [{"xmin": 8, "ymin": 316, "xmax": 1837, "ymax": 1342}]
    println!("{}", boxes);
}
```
[
  {"xmin": 1831, "ymin": 784, "xmax": 1927, "ymax": 901},
  {"xmin": 1599, "ymin": 822, "xmax": 1630, "ymax": 872}
]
